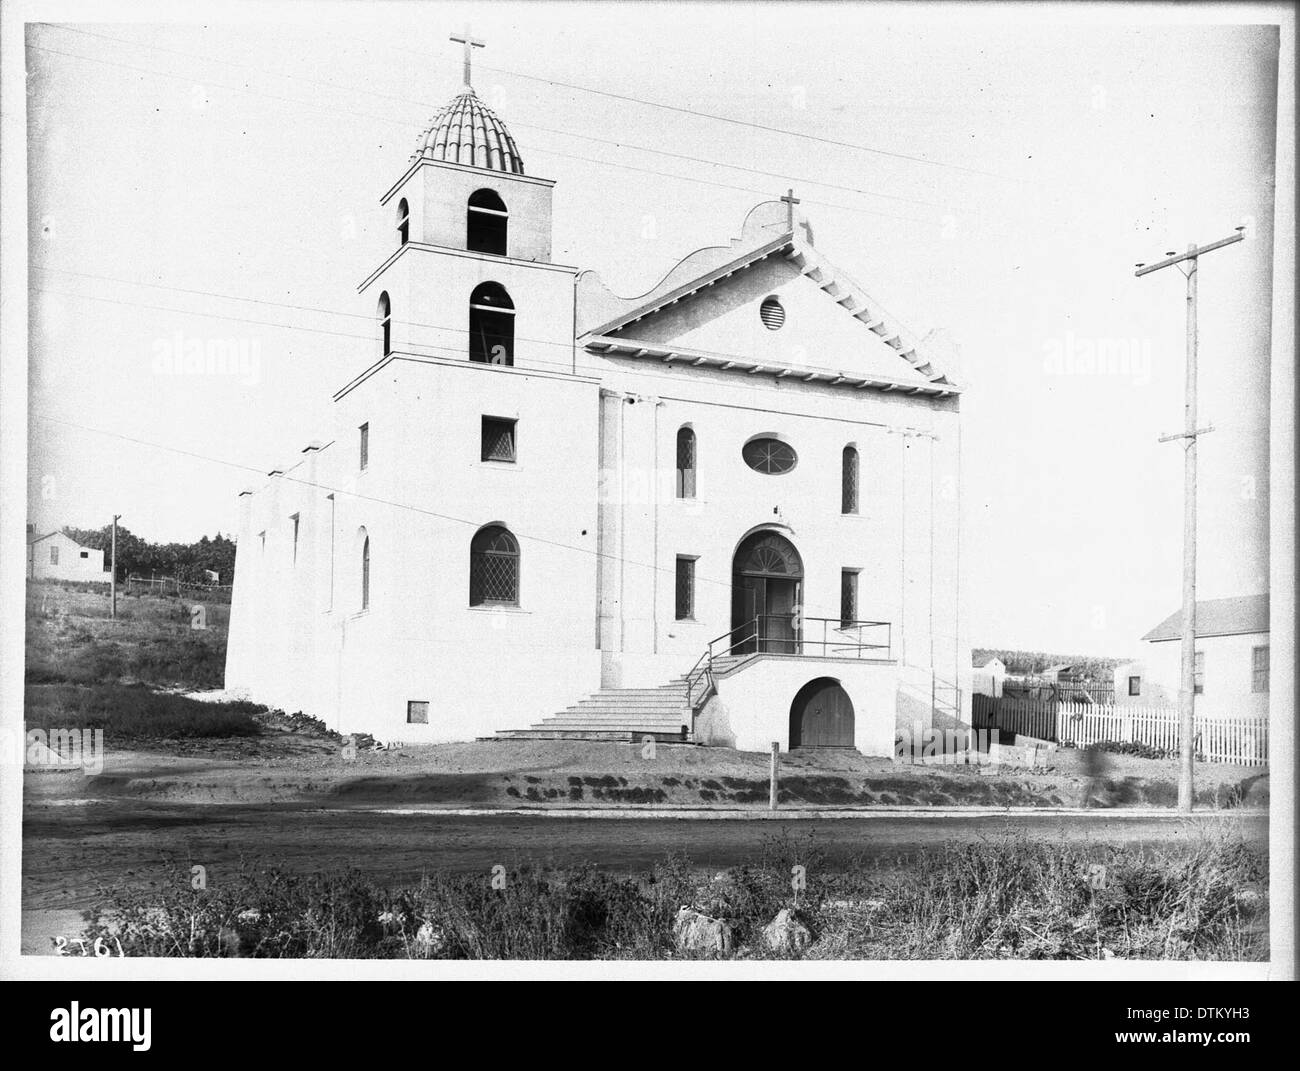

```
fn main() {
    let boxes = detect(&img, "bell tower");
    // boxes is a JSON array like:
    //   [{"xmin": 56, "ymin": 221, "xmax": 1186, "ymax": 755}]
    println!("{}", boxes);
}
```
[{"xmin": 359, "ymin": 28, "xmax": 570, "ymax": 369}]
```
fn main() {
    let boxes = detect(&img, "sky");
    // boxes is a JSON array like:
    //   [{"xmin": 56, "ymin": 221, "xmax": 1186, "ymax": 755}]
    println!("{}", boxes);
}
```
[{"xmin": 21, "ymin": 2, "xmax": 1283, "ymax": 657}]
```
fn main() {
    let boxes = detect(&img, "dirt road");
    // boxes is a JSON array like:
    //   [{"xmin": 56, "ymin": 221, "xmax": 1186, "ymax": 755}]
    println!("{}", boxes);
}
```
[{"xmin": 24, "ymin": 798, "xmax": 1264, "ymax": 914}]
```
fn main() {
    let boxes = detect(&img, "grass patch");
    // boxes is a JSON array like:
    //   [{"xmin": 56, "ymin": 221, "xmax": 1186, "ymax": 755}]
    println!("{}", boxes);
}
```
[
  {"xmin": 24, "ymin": 683, "xmax": 262, "ymax": 740},
  {"xmin": 81, "ymin": 828, "xmax": 1266, "ymax": 960},
  {"xmin": 26, "ymin": 582, "xmax": 228, "ymax": 690}
]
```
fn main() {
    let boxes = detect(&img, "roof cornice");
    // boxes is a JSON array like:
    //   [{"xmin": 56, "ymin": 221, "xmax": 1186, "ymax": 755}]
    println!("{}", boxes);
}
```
[{"xmin": 581, "ymin": 335, "xmax": 960, "ymax": 398}]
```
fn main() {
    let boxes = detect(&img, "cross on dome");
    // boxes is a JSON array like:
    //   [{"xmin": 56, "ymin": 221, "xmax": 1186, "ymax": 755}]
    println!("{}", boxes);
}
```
[{"xmin": 450, "ymin": 25, "xmax": 485, "ymax": 91}]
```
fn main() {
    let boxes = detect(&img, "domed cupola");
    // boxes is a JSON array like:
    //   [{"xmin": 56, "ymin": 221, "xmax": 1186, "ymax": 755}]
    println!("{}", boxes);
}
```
[{"xmin": 412, "ymin": 90, "xmax": 526, "ymax": 175}]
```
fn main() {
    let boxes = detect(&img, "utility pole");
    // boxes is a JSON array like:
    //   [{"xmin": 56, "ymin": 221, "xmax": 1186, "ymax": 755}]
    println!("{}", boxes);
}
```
[
  {"xmin": 110, "ymin": 515, "xmax": 120, "ymax": 620},
  {"xmin": 1135, "ymin": 226, "xmax": 1245, "ymax": 812}
]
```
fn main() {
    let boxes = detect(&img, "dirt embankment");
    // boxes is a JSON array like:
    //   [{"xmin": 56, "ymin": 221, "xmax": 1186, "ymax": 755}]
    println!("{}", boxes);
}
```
[{"xmin": 24, "ymin": 737, "xmax": 1269, "ymax": 811}]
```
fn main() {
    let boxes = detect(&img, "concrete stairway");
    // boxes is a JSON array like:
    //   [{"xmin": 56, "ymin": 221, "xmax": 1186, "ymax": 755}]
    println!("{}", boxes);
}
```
[{"xmin": 492, "ymin": 677, "xmax": 693, "ymax": 742}]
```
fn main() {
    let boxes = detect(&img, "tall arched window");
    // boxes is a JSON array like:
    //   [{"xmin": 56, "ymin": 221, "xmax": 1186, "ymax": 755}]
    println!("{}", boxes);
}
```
[
  {"xmin": 470, "ymin": 524, "xmax": 519, "ymax": 606},
  {"xmin": 842, "ymin": 445, "xmax": 859, "ymax": 514},
  {"xmin": 467, "ymin": 189, "xmax": 508, "ymax": 256},
  {"xmin": 396, "ymin": 198, "xmax": 410, "ymax": 246},
  {"xmin": 377, "ymin": 291, "xmax": 392, "ymax": 357},
  {"xmin": 469, "ymin": 282, "xmax": 514, "ymax": 365},
  {"xmin": 676, "ymin": 426, "xmax": 696, "ymax": 499},
  {"xmin": 360, "ymin": 532, "xmax": 371, "ymax": 610}
]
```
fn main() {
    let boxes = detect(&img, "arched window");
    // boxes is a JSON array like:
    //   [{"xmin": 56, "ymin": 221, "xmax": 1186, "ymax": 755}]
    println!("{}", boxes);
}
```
[
  {"xmin": 377, "ymin": 291, "xmax": 392, "ymax": 357},
  {"xmin": 470, "ymin": 524, "xmax": 519, "ymax": 606},
  {"xmin": 469, "ymin": 282, "xmax": 514, "ymax": 365},
  {"xmin": 842, "ymin": 445, "xmax": 859, "ymax": 514},
  {"xmin": 396, "ymin": 198, "xmax": 410, "ymax": 246},
  {"xmin": 467, "ymin": 189, "xmax": 508, "ymax": 256},
  {"xmin": 675, "ymin": 426, "xmax": 696, "ymax": 499},
  {"xmin": 360, "ymin": 532, "xmax": 371, "ymax": 610}
]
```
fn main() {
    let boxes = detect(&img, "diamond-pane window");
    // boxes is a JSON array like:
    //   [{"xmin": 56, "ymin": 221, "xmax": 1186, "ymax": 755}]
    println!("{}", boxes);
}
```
[
  {"xmin": 676, "ymin": 427, "xmax": 696, "ymax": 498},
  {"xmin": 840, "ymin": 570, "xmax": 858, "ymax": 627},
  {"xmin": 742, "ymin": 437, "xmax": 797, "ymax": 475},
  {"xmin": 481, "ymin": 417, "xmax": 516, "ymax": 462},
  {"xmin": 675, "ymin": 557, "xmax": 695, "ymax": 620},
  {"xmin": 842, "ymin": 446, "xmax": 859, "ymax": 514},
  {"xmin": 470, "ymin": 525, "xmax": 519, "ymax": 606}
]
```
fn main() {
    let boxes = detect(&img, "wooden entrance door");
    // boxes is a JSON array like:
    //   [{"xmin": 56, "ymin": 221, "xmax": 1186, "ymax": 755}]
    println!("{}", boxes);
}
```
[
  {"xmin": 790, "ymin": 678, "xmax": 855, "ymax": 748},
  {"xmin": 761, "ymin": 578, "xmax": 799, "ymax": 654},
  {"xmin": 731, "ymin": 531, "xmax": 803, "ymax": 656}
]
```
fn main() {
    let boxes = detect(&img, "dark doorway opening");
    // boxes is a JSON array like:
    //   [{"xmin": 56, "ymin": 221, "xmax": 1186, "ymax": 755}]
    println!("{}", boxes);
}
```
[{"xmin": 789, "ymin": 677, "xmax": 855, "ymax": 748}]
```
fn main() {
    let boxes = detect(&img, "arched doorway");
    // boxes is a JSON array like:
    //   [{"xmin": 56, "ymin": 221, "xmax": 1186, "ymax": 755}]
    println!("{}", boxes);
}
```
[
  {"xmin": 789, "ymin": 677, "xmax": 855, "ymax": 748},
  {"xmin": 731, "ymin": 530, "xmax": 803, "ymax": 654}
]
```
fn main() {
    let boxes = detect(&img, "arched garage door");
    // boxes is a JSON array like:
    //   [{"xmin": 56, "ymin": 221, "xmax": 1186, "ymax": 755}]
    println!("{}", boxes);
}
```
[{"xmin": 789, "ymin": 678, "xmax": 855, "ymax": 748}]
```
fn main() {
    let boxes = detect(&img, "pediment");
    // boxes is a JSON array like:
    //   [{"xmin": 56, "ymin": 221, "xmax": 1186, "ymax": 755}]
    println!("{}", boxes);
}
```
[{"xmin": 576, "ymin": 201, "xmax": 957, "ymax": 390}]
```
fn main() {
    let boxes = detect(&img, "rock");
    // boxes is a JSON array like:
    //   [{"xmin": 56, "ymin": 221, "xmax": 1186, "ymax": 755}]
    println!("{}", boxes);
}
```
[
  {"xmin": 672, "ymin": 906, "xmax": 732, "ymax": 956},
  {"xmin": 413, "ymin": 920, "xmax": 447, "ymax": 957},
  {"xmin": 216, "ymin": 925, "xmax": 242, "ymax": 957},
  {"xmin": 762, "ymin": 908, "xmax": 812, "ymax": 954}
]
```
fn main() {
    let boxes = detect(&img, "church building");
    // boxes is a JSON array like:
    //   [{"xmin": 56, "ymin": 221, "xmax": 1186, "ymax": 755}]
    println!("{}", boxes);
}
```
[{"xmin": 225, "ymin": 38, "xmax": 970, "ymax": 756}]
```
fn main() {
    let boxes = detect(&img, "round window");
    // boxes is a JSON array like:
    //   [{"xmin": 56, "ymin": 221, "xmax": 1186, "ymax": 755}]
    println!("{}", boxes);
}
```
[
  {"xmin": 742, "ymin": 437, "xmax": 797, "ymax": 474},
  {"xmin": 759, "ymin": 296, "xmax": 786, "ymax": 330}
]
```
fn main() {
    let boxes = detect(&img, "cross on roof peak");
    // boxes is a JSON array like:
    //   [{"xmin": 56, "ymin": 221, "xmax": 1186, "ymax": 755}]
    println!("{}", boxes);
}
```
[
  {"xmin": 450, "ymin": 25, "xmax": 485, "ymax": 90},
  {"xmin": 780, "ymin": 188, "xmax": 800, "ymax": 231}
]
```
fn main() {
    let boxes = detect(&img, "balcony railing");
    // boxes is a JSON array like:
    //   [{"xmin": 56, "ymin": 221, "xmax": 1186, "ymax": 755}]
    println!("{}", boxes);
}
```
[{"xmin": 685, "ymin": 616, "xmax": 892, "ymax": 710}]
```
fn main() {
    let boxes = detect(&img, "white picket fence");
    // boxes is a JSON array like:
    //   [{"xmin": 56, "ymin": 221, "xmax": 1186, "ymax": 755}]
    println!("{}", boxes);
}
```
[{"xmin": 972, "ymin": 695, "xmax": 1268, "ymax": 766}]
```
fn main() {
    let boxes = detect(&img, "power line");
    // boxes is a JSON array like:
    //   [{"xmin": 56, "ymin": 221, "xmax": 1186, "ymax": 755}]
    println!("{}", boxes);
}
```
[
  {"xmin": 306, "ymin": 24, "xmax": 1024, "ymax": 182},
  {"xmin": 33, "ymin": 410, "xmax": 896, "ymax": 599},
  {"xmin": 29, "ymin": 281, "xmax": 943, "ymax": 403},
  {"xmin": 25, "ymin": 40, "xmax": 947, "ymax": 231},
  {"xmin": 37, "ymin": 23, "xmax": 954, "ymax": 213},
  {"xmin": 37, "ymin": 22, "xmax": 1017, "ymax": 185}
]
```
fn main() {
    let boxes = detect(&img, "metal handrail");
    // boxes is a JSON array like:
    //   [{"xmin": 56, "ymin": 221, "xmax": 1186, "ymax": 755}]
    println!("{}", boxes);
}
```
[{"xmin": 685, "ymin": 616, "xmax": 894, "ymax": 711}]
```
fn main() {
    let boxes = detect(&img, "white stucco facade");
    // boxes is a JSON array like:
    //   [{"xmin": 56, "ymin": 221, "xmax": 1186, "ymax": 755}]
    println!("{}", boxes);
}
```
[
  {"xmin": 27, "ymin": 532, "xmax": 106, "ymax": 583},
  {"xmin": 225, "ymin": 85, "xmax": 969, "ymax": 754},
  {"xmin": 1141, "ymin": 632, "xmax": 1270, "ymax": 718}
]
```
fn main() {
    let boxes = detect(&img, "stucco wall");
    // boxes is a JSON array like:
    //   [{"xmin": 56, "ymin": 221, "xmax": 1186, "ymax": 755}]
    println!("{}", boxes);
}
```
[
  {"xmin": 226, "ymin": 170, "xmax": 970, "ymax": 744},
  {"xmin": 694, "ymin": 656, "xmax": 900, "ymax": 756},
  {"xmin": 1142, "ymin": 633, "xmax": 1269, "ymax": 718},
  {"xmin": 28, "ymin": 534, "xmax": 106, "ymax": 582}
]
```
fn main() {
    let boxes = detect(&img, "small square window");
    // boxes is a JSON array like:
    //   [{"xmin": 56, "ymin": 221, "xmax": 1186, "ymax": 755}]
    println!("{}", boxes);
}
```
[
  {"xmin": 359, "ymin": 422, "xmax": 369, "ymax": 470},
  {"xmin": 1128, "ymin": 675, "xmax": 1141, "ymax": 697},
  {"xmin": 481, "ymin": 416, "xmax": 517, "ymax": 462},
  {"xmin": 79, "ymin": 550, "xmax": 89, "ymax": 559},
  {"xmin": 407, "ymin": 701, "xmax": 429, "ymax": 725}
]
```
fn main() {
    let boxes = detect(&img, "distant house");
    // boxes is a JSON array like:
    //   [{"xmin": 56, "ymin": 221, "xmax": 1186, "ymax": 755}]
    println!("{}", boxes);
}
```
[
  {"xmin": 1139, "ymin": 594, "xmax": 1269, "ymax": 718},
  {"xmin": 972, "ymin": 657, "xmax": 1006, "ymax": 697},
  {"xmin": 1112, "ymin": 659, "xmax": 1172, "ymax": 707},
  {"xmin": 27, "ymin": 530, "xmax": 106, "ymax": 583}
]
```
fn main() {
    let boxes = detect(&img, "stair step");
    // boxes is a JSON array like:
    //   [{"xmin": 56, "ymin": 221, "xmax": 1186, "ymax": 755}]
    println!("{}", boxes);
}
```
[{"xmin": 537, "ymin": 717, "xmax": 687, "ymax": 729}]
